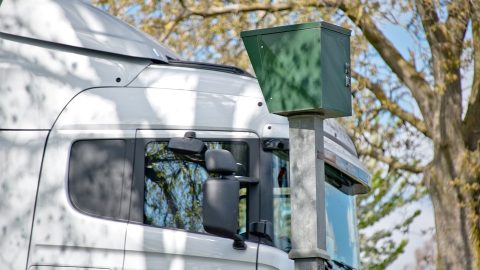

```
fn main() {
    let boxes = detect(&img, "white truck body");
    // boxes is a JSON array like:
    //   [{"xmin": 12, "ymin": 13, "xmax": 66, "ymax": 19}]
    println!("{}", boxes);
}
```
[{"xmin": 0, "ymin": 1, "xmax": 369, "ymax": 269}]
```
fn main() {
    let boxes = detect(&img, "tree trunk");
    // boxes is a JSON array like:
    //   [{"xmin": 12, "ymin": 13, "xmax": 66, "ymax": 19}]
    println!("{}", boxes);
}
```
[
  {"xmin": 429, "ymin": 158, "xmax": 472, "ymax": 269},
  {"xmin": 424, "ymin": 33, "xmax": 480, "ymax": 268},
  {"xmin": 429, "ymin": 146, "xmax": 480, "ymax": 270}
]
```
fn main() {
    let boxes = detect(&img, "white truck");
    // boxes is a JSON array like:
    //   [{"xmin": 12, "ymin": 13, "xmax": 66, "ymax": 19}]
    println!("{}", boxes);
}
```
[{"xmin": 0, "ymin": 1, "xmax": 370, "ymax": 269}]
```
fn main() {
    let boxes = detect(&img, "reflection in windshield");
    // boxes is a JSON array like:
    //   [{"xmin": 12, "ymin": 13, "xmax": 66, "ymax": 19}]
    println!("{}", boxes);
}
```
[
  {"xmin": 271, "ymin": 150, "xmax": 359, "ymax": 269},
  {"xmin": 272, "ymin": 150, "xmax": 291, "ymax": 252},
  {"xmin": 325, "ymin": 174, "xmax": 359, "ymax": 269}
]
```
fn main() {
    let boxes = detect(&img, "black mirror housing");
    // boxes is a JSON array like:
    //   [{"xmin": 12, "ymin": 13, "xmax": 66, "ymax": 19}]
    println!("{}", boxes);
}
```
[
  {"xmin": 202, "ymin": 149, "xmax": 245, "ymax": 250},
  {"xmin": 202, "ymin": 178, "xmax": 239, "ymax": 239}
]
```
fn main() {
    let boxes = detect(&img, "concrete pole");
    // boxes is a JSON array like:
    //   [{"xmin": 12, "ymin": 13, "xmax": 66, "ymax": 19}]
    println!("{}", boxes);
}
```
[{"xmin": 288, "ymin": 115, "xmax": 329, "ymax": 270}]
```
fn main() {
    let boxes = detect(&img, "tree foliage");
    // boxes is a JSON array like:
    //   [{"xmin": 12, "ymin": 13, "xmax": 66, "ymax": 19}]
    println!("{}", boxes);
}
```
[
  {"xmin": 94, "ymin": 1, "xmax": 480, "ymax": 269},
  {"xmin": 357, "ymin": 170, "xmax": 425, "ymax": 269}
]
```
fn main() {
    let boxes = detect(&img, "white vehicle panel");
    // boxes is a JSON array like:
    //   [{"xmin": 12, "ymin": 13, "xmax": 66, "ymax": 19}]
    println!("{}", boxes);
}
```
[
  {"xmin": 0, "ymin": 37, "xmax": 150, "ymax": 129},
  {"xmin": 257, "ymin": 244, "xmax": 294, "ymax": 270},
  {"xmin": 0, "ymin": 131, "xmax": 48, "ymax": 270},
  {"xmin": 54, "ymin": 87, "xmax": 268, "ymax": 133},
  {"xmin": 323, "ymin": 119, "xmax": 357, "ymax": 155},
  {"xmin": 28, "ymin": 130, "xmax": 134, "ymax": 269},
  {"xmin": 124, "ymin": 224, "xmax": 258, "ymax": 270},
  {"xmin": 129, "ymin": 65, "xmax": 264, "ymax": 98}
]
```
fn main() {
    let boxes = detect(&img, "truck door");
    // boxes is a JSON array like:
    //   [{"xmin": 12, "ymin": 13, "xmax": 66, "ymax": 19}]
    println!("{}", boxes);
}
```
[
  {"xmin": 27, "ymin": 129, "xmax": 135, "ymax": 270},
  {"xmin": 123, "ymin": 129, "xmax": 259, "ymax": 270}
]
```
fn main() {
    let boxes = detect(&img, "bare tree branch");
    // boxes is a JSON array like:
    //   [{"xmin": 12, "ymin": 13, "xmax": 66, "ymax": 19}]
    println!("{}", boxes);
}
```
[
  {"xmin": 415, "ymin": 0, "xmax": 468, "ymax": 59},
  {"xmin": 446, "ymin": 0, "xmax": 470, "ymax": 49},
  {"xmin": 357, "ymin": 147, "xmax": 425, "ymax": 174},
  {"xmin": 338, "ymin": 2, "xmax": 434, "ymax": 121},
  {"xmin": 354, "ymin": 71, "xmax": 430, "ymax": 138},
  {"xmin": 415, "ymin": 0, "xmax": 447, "ymax": 48},
  {"xmin": 167, "ymin": 2, "xmax": 319, "ymax": 41},
  {"xmin": 187, "ymin": 2, "xmax": 304, "ymax": 18},
  {"xmin": 161, "ymin": 10, "xmax": 187, "ymax": 42}
]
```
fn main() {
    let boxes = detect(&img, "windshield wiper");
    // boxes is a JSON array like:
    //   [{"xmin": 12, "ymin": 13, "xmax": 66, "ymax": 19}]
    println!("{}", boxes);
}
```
[
  {"xmin": 333, "ymin": 259, "xmax": 355, "ymax": 270},
  {"xmin": 324, "ymin": 259, "xmax": 355, "ymax": 270}
]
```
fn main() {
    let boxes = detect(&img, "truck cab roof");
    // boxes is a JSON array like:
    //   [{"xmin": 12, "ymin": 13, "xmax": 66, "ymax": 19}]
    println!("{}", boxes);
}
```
[{"xmin": 0, "ymin": 0, "xmax": 180, "ymax": 62}]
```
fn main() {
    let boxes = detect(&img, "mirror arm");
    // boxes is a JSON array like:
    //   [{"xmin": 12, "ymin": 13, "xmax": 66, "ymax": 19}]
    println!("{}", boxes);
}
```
[{"xmin": 236, "ymin": 176, "xmax": 259, "ymax": 185}]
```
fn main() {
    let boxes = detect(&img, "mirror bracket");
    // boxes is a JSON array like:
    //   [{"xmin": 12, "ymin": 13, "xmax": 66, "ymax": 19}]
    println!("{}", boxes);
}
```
[
  {"xmin": 233, "ymin": 235, "xmax": 247, "ymax": 250},
  {"xmin": 249, "ymin": 220, "xmax": 273, "ymax": 242},
  {"xmin": 167, "ymin": 131, "xmax": 206, "ymax": 154}
]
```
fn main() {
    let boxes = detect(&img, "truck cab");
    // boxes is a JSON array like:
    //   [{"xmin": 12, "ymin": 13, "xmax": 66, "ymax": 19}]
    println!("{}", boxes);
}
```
[{"xmin": 0, "ymin": 1, "xmax": 370, "ymax": 270}]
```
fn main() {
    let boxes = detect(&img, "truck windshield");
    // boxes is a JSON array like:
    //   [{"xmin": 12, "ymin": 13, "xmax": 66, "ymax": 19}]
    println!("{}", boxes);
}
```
[{"xmin": 271, "ymin": 150, "xmax": 359, "ymax": 269}]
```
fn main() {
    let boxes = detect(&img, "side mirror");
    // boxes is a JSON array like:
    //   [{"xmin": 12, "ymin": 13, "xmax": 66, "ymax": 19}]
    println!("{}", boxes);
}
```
[{"xmin": 202, "ymin": 149, "xmax": 246, "ymax": 250}]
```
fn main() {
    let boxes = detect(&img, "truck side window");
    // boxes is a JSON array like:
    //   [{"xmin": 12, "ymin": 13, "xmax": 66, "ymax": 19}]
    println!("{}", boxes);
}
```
[
  {"xmin": 68, "ymin": 140, "xmax": 128, "ymax": 220},
  {"xmin": 143, "ymin": 141, "xmax": 248, "ymax": 234}
]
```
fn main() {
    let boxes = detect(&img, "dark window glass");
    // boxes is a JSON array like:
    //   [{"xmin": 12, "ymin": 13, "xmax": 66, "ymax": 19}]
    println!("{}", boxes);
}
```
[
  {"xmin": 68, "ymin": 140, "xmax": 127, "ymax": 219},
  {"xmin": 144, "ymin": 141, "xmax": 248, "ymax": 234}
]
